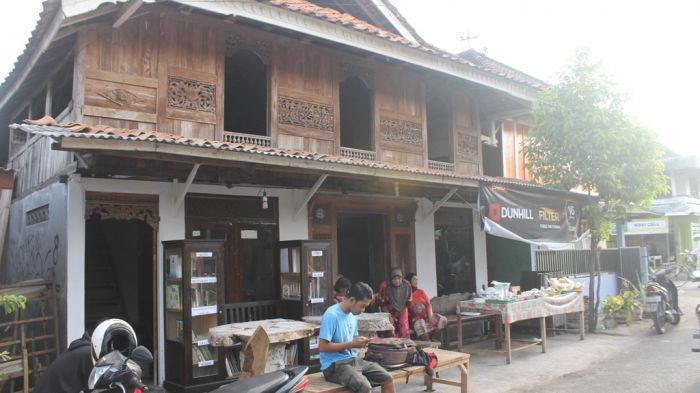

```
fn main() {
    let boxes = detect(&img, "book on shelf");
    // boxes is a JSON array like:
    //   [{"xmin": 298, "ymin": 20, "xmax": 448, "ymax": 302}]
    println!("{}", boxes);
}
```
[
  {"xmin": 168, "ymin": 254, "xmax": 182, "ymax": 279},
  {"xmin": 167, "ymin": 284, "xmax": 181, "ymax": 310},
  {"xmin": 175, "ymin": 320, "xmax": 183, "ymax": 342}
]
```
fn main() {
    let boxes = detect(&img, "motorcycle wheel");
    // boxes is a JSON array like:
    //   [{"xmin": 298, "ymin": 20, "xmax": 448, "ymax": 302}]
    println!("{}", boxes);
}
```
[
  {"xmin": 653, "ymin": 302, "xmax": 666, "ymax": 334},
  {"xmin": 670, "ymin": 307, "xmax": 681, "ymax": 325}
]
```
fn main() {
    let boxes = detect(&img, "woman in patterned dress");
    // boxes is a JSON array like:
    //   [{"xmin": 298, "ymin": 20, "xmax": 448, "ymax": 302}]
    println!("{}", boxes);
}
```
[{"xmin": 405, "ymin": 273, "xmax": 447, "ymax": 342}]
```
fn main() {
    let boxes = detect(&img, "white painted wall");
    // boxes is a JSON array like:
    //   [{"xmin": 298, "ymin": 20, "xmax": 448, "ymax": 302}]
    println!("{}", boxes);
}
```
[{"xmin": 414, "ymin": 198, "xmax": 438, "ymax": 297}]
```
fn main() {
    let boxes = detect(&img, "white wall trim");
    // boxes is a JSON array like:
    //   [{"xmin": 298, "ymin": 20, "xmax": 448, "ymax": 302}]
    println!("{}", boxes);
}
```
[{"xmin": 65, "ymin": 174, "xmax": 85, "ymax": 343}]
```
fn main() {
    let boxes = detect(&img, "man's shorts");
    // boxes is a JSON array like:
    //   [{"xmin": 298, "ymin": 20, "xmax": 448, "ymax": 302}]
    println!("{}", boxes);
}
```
[{"xmin": 323, "ymin": 357, "xmax": 393, "ymax": 393}]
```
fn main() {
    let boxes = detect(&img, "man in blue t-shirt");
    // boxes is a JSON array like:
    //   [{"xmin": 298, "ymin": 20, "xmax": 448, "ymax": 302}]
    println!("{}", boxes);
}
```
[{"xmin": 319, "ymin": 282, "xmax": 395, "ymax": 393}]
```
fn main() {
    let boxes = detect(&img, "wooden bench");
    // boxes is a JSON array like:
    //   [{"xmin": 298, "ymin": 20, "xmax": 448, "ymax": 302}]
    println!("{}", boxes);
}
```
[
  {"xmin": 303, "ymin": 348, "xmax": 469, "ymax": 393},
  {"xmin": 224, "ymin": 300, "xmax": 282, "ymax": 324}
]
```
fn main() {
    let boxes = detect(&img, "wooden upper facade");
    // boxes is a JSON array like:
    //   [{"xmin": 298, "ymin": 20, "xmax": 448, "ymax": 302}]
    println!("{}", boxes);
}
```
[{"xmin": 2, "ymin": 1, "xmax": 539, "ymax": 182}]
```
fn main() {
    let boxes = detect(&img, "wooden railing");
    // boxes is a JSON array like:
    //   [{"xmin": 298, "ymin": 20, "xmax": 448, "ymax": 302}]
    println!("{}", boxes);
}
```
[
  {"xmin": 340, "ymin": 146, "xmax": 376, "ymax": 161},
  {"xmin": 223, "ymin": 131, "xmax": 271, "ymax": 147},
  {"xmin": 224, "ymin": 300, "xmax": 282, "ymax": 324},
  {"xmin": 428, "ymin": 160, "xmax": 456, "ymax": 172}
]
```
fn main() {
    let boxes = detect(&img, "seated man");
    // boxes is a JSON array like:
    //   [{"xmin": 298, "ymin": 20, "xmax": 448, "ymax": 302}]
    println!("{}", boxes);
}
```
[{"xmin": 319, "ymin": 282, "xmax": 395, "ymax": 393}]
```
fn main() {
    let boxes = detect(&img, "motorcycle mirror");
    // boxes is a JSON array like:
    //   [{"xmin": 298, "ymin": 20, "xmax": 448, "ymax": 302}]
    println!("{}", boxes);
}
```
[{"xmin": 129, "ymin": 346, "xmax": 153, "ymax": 364}]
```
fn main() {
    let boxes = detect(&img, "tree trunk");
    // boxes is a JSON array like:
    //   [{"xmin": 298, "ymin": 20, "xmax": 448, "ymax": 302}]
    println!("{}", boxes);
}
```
[{"xmin": 588, "ymin": 234, "xmax": 600, "ymax": 332}]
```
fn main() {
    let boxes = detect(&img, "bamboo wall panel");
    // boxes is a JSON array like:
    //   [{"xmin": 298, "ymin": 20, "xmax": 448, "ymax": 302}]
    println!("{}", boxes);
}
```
[{"xmin": 9, "ymin": 136, "xmax": 73, "ymax": 196}]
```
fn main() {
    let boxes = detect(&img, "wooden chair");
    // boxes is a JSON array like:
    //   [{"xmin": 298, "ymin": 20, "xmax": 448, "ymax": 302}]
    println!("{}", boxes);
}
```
[{"xmin": 240, "ymin": 325, "xmax": 270, "ymax": 379}]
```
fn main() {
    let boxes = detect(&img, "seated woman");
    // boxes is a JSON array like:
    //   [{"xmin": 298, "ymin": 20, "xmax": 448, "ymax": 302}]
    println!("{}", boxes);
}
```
[
  {"xmin": 405, "ymin": 273, "xmax": 447, "ymax": 342},
  {"xmin": 333, "ymin": 276, "xmax": 352, "ymax": 304},
  {"xmin": 377, "ymin": 268, "xmax": 412, "ymax": 338}
]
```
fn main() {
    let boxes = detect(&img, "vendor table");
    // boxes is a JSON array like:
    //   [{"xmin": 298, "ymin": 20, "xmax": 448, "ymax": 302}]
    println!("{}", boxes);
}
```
[
  {"xmin": 458, "ymin": 292, "xmax": 584, "ymax": 364},
  {"xmin": 209, "ymin": 318, "xmax": 317, "ymax": 372}
]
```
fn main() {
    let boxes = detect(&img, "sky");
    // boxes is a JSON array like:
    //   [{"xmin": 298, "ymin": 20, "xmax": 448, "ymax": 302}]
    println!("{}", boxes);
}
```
[{"xmin": 0, "ymin": 0, "xmax": 698, "ymax": 155}]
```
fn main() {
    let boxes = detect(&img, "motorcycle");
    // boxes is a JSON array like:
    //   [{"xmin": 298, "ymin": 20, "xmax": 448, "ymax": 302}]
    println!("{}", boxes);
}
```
[
  {"xmin": 644, "ymin": 268, "xmax": 681, "ymax": 334},
  {"xmin": 212, "ymin": 365, "xmax": 309, "ymax": 393},
  {"xmin": 88, "ymin": 345, "xmax": 154, "ymax": 393}
]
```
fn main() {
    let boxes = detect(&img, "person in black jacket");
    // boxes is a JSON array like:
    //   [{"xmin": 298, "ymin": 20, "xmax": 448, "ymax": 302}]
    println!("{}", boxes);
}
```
[{"xmin": 34, "ymin": 332, "xmax": 94, "ymax": 393}]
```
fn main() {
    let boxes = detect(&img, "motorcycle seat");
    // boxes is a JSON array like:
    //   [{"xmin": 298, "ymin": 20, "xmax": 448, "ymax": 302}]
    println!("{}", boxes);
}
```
[{"xmin": 215, "ymin": 371, "xmax": 289, "ymax": 393}]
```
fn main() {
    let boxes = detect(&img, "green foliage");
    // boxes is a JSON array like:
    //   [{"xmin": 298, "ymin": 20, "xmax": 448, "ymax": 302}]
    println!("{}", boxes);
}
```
[
  {"xmin": 0, "ymin": 295, "xmax": 27, "ymax": 315},
  {"xmin": 602, "ymin": 295, "xmax": 624, "ymax": 316},
  {"xmin": 0, "ymin": 294, "xmax": 28, "ymax": 363},
  {"xmin": 523, "ymin": 48, "xmax": 668, "ymax": 237}
]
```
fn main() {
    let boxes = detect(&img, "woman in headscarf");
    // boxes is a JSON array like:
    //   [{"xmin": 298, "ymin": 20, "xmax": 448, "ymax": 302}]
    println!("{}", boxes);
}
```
[
  {"xmin": 405, "ymin": 273, "xmax": 447, "ymax": 341},
  {"xmin": 377, "ymin": 268, "xmax": 412, "ymax": 338}
]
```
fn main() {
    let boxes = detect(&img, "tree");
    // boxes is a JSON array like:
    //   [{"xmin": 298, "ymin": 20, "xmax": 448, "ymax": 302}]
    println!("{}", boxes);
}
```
[{"xmin": 523, "ymin": 49, "xmax": 668, "ymax": 332}]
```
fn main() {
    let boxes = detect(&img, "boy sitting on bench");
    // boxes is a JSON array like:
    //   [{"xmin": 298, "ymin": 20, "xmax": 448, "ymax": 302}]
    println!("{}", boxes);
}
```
[{"xmin": 319, "ymin": 282, "xmax": 396, "ymax": 393}]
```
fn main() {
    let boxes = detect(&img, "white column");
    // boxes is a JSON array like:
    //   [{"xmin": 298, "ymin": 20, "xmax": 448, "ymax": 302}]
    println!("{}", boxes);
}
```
[
  {"xmin": 65, "ymin": 174, "xmax": 85, "ymax": 343},
  {"xmin": 473, "ymin": 210, "xmax": 488, "ymax": 291},
  {"xmin": 414, "ymin": 198, "xmax": 438, "ymax": 296}
]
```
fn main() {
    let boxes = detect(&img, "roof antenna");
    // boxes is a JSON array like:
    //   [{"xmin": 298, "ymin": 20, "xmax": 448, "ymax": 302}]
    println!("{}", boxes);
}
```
[{"xmin": 459, "ymin": 31, "xmax": 479, "ymax": 50}]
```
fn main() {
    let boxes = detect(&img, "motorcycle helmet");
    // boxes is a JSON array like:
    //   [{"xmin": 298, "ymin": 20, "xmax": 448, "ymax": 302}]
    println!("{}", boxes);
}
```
[{"xmin": 91, "ymin": 318, "xmax": 138, "ymax": 359}]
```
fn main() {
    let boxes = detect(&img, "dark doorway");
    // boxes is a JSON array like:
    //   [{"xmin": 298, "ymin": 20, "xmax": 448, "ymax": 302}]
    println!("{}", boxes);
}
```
[
  {"xmin": 224, "ymin": 50, "xmax": 268, "ymax": 135},
  {"xmin": 427, "ymin": 97, "xmax": 452, "ymax": 163},
  {"xmin": 337, "ymin": 213, "xmax": 386, "ymax": 290},
  {"xmin": 84, "ymin": 217, "xmax": 155, "ymax": 354},
  {"xmin": 339, "ymin": 76, "xmax": 373, "ymax": 151},
  {"xmin": 434, "ymin": 208, "xmax": 475, "ymax": 295}
]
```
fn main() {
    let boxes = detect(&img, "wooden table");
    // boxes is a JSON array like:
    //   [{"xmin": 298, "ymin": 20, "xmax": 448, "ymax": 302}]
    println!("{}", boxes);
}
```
[
  {"xmin": 454, "ymin": 310, "xmax": 503, "ymax": 351},
  {"xmin": 459, "ymin": 292, "xmax": 584, "ymax": 364},
  {"xmin": 209, "ymin": 318, "xmax": 317, "ymax": 372},
  {"xmin": 303, "ymin": 347, "xmax": 470, "ymax": 393}
]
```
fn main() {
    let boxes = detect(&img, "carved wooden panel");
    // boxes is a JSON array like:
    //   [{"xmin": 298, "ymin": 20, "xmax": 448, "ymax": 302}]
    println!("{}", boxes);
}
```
[
  {"xmin": 379, "ymin": 118, "xmax": 423, "ymax": 147},
  {"xmin": 457, "ymin": 132, "xmax": 479, "ymax": 162},
  {"xmin": 84, "ymin": 71, "xmax": 157, "ymax": 115},
  {"xmin": 225, "ymin": 31, "xmax": 271, "ymax": 63},
  {"xmin": 277, "ymin": 97, "xmax": 334, "ymax": 132},
  {"xmin": 85, "ymin": 193, "xmax": 159, "ymax": 228},
  {"xmin": 167, "ymin": 76, "xmax": 216, "ymax": 113}
]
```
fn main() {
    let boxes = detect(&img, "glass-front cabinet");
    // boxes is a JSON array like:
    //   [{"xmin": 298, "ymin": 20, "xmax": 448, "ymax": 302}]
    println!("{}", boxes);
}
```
[
  {"xmin": 277, "ymin": 240, "xmax": 332, "ymax": 371},
  {"xmin": 163, "ymin": 240, "xmax": 225, "ymax": 393}
]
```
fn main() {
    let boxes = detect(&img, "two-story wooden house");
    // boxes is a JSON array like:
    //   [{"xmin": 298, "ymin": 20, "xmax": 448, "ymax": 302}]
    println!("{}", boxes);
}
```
[{"xmin": 0, "ymin": 0, "xmax": 564, "ymax": 387}]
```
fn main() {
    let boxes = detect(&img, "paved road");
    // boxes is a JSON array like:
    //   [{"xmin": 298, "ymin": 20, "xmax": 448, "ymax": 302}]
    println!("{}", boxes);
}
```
[{"xmin": 522, "ymin": 284, "xmax": 700, "ymax": 393}]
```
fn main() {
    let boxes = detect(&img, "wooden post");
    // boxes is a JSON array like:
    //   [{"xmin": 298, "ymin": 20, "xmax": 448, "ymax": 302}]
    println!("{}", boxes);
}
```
[
  {"xmin": 504, "ymin": 322, "xmax": 511, "ymax": 364},
  {"xmin": 540, "ymin": 317, "xmax": 547, "ymax": 353}
]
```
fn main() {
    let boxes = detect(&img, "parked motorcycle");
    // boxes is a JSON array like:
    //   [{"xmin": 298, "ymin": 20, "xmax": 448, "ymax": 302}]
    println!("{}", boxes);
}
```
[
  {"xmin": 212, "ymin": 365, "xmax": 309, "ymax": 393},
  {"xmin": 644, "ymin": 268, "xmax": 681, "ymax": 334},
  {"xmin": 88, "ymin": 345, "xmax": 154, "ymax": 393}
]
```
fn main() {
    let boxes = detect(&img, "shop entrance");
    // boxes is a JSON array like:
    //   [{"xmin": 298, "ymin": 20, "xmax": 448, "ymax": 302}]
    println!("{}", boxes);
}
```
[
  {"xmin": 84, "ymin": 193, "xmax": 158, "ymax": 380},
  {"xmin": 337, "ymin": 213, "xmax": 387, "ymax": 290},
  {"xmin": 434, "ymin": 207, "xmax": 476, "ymax": 295}
]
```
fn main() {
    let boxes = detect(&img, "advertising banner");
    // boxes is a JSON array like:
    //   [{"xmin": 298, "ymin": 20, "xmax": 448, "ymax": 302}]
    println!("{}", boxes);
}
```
[
  {"xmin": 479, "ymin": 183, "xmax": 580, "ymax": 243},
  {"xmin": 625, "ymin": 218, "xmax": 668, "ymax": 235}
]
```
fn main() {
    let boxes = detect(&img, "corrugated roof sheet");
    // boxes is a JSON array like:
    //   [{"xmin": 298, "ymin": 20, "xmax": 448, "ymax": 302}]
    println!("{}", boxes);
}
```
[
  {"xmin": 12, "ymin": 116, "xmax": 558, "ymax": 191},
  {"xmin": 459, "ymin": 49, "xmax": 548, "ymax": 89}
]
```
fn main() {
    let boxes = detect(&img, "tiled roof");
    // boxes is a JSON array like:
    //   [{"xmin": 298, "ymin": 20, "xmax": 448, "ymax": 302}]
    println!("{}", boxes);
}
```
[
  {"xmin": 0, "ymin": 0, "xmax": 545, "ymax": 105},
  {"xmin": 459, "ymin": 49, "xmax": 548, "ymax": 89},
  {"xmin": 12, "ymin": 117, "xmax": 555, "ymax": 191}
]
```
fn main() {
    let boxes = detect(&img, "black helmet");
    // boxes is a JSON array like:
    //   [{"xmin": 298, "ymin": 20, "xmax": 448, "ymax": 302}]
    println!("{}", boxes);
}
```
[{"xmin": 91, "ymin": 319, "xmax": 137, "ymax": 359}]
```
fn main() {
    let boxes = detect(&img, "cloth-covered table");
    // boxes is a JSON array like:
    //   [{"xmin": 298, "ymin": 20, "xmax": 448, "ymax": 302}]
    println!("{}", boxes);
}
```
[{"xmin": 459, "ymin": 292, "xmax": 584, "ymax": 363}]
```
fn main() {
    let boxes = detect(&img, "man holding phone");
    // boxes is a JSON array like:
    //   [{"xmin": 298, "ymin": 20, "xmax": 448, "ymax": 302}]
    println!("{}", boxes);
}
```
[{"xmin": 319, "ymin": 282, "xmax": 395, "ymax": 393}]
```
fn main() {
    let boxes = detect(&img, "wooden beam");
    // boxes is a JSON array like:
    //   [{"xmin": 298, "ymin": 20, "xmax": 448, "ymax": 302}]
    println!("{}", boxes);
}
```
[
  {"xmin": 294, "ymin": 174, "xmax": 328, "ymax": 218},
  {"xmin": 173, "ymin": 163, "xmax": 200, "ymax": 208},
  {"xmin": 112, "ymin": 0, "xmax": 144, "ymax": 29},
  {"xmin": 423, "ymin": 187, "xmax": 458, "ymax": 220},
  {"xmin": 52, "ymin": 137, "xmax": 481, "ymax": 188}
]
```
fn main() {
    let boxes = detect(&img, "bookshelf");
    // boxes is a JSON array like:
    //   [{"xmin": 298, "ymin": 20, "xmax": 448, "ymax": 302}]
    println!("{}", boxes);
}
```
[
  {"xmin": 277, "ymin": 240, "xmax": 332, "ymax": 372},
  {"xmin": 163, "ymin": 240, "xmax": 227, "ymax": 393}
]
